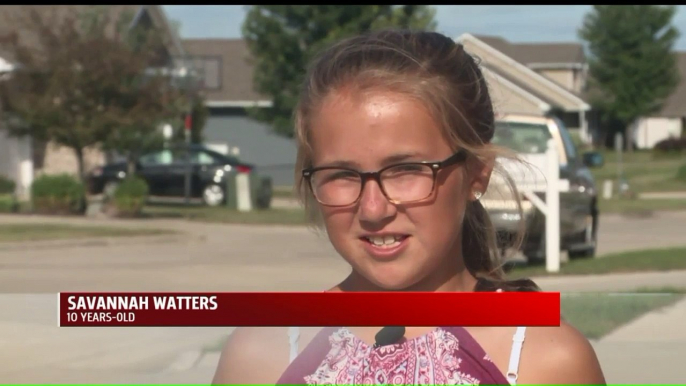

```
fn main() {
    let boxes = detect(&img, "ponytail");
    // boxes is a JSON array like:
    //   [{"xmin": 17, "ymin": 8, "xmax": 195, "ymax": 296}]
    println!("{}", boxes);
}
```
[{"xmin": 462, "ymin": 199, "xmax": 540, "ymax": 292}]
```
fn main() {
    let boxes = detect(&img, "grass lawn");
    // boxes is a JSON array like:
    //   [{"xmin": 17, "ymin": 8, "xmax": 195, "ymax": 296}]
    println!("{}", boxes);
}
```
[
  {"xmin": 561, "ymin": 289, "xmax": 685, "ymax": 339},
  {"xmin": 599, "ymin": 196, "xmax": 686, "ymax": 214},
  {"xmin": 591, "ymin": 150, "xmax": 686, "ymax": 214},
  {"xmin": 142, "ymin": 204, "xmax": 309, "ymax": 226},
  {"xmin": 507, "ymin": 246, "xmax": 686, "ymax": 279},
  {"xmin": 0, "ymin": 223, "xmax": 173, "ymax": 243}
]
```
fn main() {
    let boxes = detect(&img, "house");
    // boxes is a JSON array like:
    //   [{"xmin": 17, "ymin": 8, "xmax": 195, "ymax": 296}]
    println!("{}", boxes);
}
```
[
  {"xmin": 0, "ymin": 5, "xmax": 185, "ymax": 198},
  {"xmin": 630, "ymin": 52, "xmax": 686, "ymax": 149},
  {"xmin": 458, "ymin": 34, "xmax": 686, "ymax": 150},
  {"xmin": 456, "ymin": 34, "xmax": 593, "ymax": 144},
  {"xmin": 182, "ymin": 38, "xmax": 298, "ymax": 187}
]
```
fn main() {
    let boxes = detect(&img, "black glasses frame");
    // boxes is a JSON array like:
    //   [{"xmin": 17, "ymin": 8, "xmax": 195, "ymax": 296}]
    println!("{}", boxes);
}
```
[{"xmin": 302, "ymin": 150, "xmax": 468, "ymax": 207}]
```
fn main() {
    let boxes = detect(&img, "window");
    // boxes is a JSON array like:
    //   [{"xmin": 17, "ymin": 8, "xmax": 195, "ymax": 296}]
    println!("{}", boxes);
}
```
[
  {"xmin": 190, "ymin": 150, "xmax": 221, "ymax": 165},
  {"xmin": 552, "ymin": 116, "xmax": 578, "ymax": 162},
  {"xmin": 493, "ymin": 122, "xmax": 552, "ymax": 154},
  {"xmin": 139, "ymin": 150, "xmax": 173, "ymax": 166},
  {"xmin": 191, "ymin": 56, "xmax": 222, "ymax": 90}
]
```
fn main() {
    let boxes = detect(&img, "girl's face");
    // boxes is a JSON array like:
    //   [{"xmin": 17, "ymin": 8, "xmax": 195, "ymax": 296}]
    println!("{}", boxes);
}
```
[{"xmin": 308, "ymin": 88, "xmax": 490, "ymax": 291}]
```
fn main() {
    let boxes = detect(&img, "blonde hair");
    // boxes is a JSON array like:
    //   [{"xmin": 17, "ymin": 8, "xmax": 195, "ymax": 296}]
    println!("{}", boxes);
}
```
[{"xmin": 293, "ymin": 30, "xmax": 537, "ymax": 291}]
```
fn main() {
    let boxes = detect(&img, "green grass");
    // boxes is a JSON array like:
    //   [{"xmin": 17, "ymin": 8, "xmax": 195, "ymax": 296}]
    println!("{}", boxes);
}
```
[
  {"xmin": 599, "ymin": 196, "xmax": 686, "ymax": 214},
  {"xmin": 591, "ymin": 150, "xmax": 686, "ymax": 193},
  {"xmin": 589, "ymin": 149, "xmax": 686, "ymax": 214},
  {"xmin": 0, "ymin": 223, "xmax": 173, "ymax": 243},
  {"xmin": 142, "ymin": 204, "xmax": 309, "ymax": 225},
  {"xmin": 561, "ymin": 290, "xmax": 684, "ymax": 339},
  {"xmin": 272, "ymin": 185, "xmax": 297, "ymax": 199},
  {"xmin": 507, "ymin": 247, "xmax": 686, "ymax": 279}
]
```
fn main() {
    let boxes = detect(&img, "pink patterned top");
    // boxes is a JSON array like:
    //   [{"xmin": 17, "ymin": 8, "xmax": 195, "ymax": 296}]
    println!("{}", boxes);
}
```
[{"xmin": 276, "ymin": 326, "xmax": 519, "ymax": 385}]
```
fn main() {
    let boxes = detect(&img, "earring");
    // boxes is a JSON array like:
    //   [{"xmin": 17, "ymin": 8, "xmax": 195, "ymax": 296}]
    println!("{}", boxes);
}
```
[{"xmin": 473, "ymin": 191, "xmax": 482, "ymax": 201}]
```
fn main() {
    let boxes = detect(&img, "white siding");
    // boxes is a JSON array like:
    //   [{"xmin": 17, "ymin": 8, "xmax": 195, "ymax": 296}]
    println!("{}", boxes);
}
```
[
  {"xmin": 632, "ymin": 117, "xmax": 683, "ymax": 149},
  {"xmin": 0, "ymin": 129, "xmax": 33, "ymax": 200}
]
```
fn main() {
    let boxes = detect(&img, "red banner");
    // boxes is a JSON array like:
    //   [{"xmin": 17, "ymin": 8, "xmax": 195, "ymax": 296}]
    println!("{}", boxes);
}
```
[{"xmin": 58, "ymin": 292, "xmax": 560, "ymax": 327}]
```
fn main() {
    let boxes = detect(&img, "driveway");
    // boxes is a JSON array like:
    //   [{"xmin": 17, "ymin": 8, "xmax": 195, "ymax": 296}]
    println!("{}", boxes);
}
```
[{"xmin": 0, "ymin": 211, "xmax": 685, "ymax": 383}]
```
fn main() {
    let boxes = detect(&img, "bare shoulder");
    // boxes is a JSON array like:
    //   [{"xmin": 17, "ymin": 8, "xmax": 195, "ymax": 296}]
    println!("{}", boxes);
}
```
[
  {"xmin": 211, "ymin": 327, "xmax": 290, "ymax": 385},
  {"xmin": 211, "ymin": 326, "xmax": 321, "ymax": 385},
  {"xmin": 518, "ymin": 321, "xmax": 606, "ymax": 385}
]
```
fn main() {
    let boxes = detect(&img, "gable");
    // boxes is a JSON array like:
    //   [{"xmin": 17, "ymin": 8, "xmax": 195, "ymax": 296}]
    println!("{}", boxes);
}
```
[{"xmin": 457, "ymin": 33, "xmax": 589, "ymax": 113}]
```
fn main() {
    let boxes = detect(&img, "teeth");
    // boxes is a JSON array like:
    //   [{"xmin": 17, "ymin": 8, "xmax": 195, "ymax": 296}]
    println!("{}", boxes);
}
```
[{"xmin": 366, "ymin": 235, "xmax": 404, "ymax": 248}]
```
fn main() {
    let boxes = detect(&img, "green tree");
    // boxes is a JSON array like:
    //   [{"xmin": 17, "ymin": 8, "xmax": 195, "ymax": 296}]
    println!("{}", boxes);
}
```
[
  {"xmin": 241, "ymin": 5, "xmax": 437, "ymax": 138},
  {"xmin": 0, "ymin": 6, "xmax": 197, "ymax": 180},
  {"xmin": 579, "ymin": 5, "xmax": 681, "ymax": 149}
]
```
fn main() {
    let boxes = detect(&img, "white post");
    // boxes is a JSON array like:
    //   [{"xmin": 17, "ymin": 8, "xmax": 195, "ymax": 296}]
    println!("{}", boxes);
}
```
[
  {"xmin": 545, "ymin": 139, "xmax": 561, "ymax": 273},
  {"xmin": 236, "ymin": 173, "xmax": 252, "ymax": 212}
]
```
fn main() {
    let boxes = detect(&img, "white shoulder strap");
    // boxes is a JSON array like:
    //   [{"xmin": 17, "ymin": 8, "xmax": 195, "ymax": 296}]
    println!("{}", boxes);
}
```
[
  {"xmin": 506, "ymin": 326, "xmax": 527, "ymax": 385},
  {"xmin": 288, "ymin": 326, "xmax": 300, "ymax": 363}
]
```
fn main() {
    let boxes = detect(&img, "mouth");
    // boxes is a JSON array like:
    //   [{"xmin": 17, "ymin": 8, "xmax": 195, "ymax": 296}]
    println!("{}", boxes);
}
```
[
  {"xmin": 360, "ymin": 234, "xmax": 410, "ymax": 259},
  {"xmin": 361, "ymin": 235, "xmax": 409, "ymax": 248}
]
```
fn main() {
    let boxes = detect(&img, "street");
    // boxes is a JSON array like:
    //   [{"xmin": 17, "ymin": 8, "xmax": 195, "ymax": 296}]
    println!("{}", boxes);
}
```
[{"xmin": 0, "ymin": 211, "xmax": 685, "ymax": 383}]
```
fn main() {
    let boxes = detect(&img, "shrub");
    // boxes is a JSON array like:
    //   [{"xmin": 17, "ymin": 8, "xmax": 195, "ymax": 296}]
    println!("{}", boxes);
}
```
[
  {"xmin": 112, "ymin": 177, "xmax": 149, "ymax": 217},
  {"xmin": 0, "ymin": 176, "xmax": 15, "ymax": 195},
  {"xmin": 31, "ymin": 174, "xmax": 85, "ymax": 215},
  {"xmin": 653, "ymin": 137, "xmax": 686, "ymax": 153},
  {"xmin": 677, "ymin": 164, "xmax": 686, "ymax": 183},
  {"xmin": 0, "ymin": 194, "xmax": 18, "ymax": 213}
]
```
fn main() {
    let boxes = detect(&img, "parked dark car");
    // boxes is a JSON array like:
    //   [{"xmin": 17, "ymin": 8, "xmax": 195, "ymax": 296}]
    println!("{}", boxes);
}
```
[
  {"xmin": 86, "ymin": 144, "xmax": 272, "ymax": 208},
  {"xmin": 483, "ymin": 114, "xmax": 604, "ymax": 261}
]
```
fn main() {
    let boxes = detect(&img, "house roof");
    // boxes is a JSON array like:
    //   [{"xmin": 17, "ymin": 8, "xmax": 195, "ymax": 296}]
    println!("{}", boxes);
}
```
[
  {"xmin": 182, "ymin": 38, "xmax": 269, "ymax": 105},
  {"xmin": 658, "ymin": 52, "xmax": 686, "ymax": 117},
  {"xmin": 458, "ymin": 33, "xmax": 590, "ymax": 113},
  {"xmin": 0, "ymin": 6, "xmax": 184, "ymax": 62},
  {"xmin": 473, "ymin": 34, "xmax": 585, "ymax": 68}
]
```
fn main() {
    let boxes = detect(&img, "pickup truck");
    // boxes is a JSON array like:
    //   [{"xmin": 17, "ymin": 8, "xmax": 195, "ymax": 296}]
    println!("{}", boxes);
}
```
[{"xmin": 482, "ymin": 114, "xmax": 604, "ymax": 262}]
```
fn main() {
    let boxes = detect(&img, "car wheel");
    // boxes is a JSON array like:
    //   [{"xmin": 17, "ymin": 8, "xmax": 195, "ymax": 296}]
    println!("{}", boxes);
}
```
[
  {"xmin": 569, "ymin": 213, "xmax": 597, "ymax": 259},
  {"xmin": 202, "ymin": 184, "xmax": 225, "ymax": 207}
]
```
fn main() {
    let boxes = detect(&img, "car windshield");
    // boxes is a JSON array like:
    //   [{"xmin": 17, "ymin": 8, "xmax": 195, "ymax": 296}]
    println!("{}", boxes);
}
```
[{"xmin": 493, "ymin": 121, "xmax": 552, "ymax": 154}]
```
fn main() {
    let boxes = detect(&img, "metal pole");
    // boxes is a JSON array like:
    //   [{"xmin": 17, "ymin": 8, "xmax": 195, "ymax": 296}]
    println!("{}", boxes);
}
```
[
  {"xmin": 184, "ymin": 111, "xmax": 192, "ymax": 205},
  {"xmin": 545, "ymin": 138, "xmax": 560, "ymax": 273}
]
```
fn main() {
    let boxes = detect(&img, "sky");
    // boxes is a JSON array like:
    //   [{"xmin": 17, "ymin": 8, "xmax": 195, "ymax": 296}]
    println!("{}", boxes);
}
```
[{"xmin": 162, "ymin": 5, "xmax": 686, "ymax": 50}]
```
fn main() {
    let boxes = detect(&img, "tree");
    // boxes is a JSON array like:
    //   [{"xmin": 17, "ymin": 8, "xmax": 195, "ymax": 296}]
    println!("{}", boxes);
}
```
[
  {"xmin": 0, "ymin": 6, "xmax": 194, "ymax": 180},
  {"xmin": 241, "ymin": 5, "xmax": 437, "ymax": 138},
  {"xmin": 579, "ymin": 5, "xmax": 681, "ymax": 149}
]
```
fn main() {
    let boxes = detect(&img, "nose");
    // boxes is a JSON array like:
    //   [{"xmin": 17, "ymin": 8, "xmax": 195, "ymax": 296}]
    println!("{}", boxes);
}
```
[{"xmin": 358, "ymin": 178, "xmax": 396, "ymax": 223}]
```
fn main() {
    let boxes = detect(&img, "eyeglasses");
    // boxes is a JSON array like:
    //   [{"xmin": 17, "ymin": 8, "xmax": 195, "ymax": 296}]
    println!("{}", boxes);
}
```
[{"xmin": 302, "ymin": 150, "xmax": 468, "ymax": 207}]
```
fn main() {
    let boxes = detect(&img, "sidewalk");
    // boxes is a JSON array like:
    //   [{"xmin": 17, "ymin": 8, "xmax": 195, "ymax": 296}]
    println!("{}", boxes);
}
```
[
  {"xmin": 531, "ymin": 270, "xmax": 686, "ymax": 292},
  {"xmin": 592, "ymin": 296, "xmax": 686, "ymax": 384}
]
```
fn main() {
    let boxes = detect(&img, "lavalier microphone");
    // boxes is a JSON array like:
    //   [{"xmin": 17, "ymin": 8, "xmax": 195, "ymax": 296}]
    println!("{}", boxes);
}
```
[{"xmin": 373, "ymin": 326, "xmax": 406, "ymax": 348}]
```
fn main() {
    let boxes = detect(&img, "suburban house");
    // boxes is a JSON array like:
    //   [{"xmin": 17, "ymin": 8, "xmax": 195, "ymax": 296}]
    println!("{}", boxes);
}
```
[
  {"xmin": 0, "ymin": 5, "xmax": 185, "ymax": 197},
  {"xmin": 629, "ymin": 52, "xmax": 686, "ymax": 149},
  {"xmin": 457, "ymin": 34, "xmax": 686, "ymax": 149},
  {"xmin": 182, "ymin": 38, "xmax": 298, "ymax": 187},
  {"xmin": 456, "ymin": 34, "xmax": 594, "ymax": 143}
]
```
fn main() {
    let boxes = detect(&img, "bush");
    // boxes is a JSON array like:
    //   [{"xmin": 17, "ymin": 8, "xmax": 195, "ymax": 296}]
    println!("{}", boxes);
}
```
[
  {"xmin": 677, "ymin": 164, "xmax": 686, "ymax": 183},
  {"xmin": 653, "ymin": 137, "xmax": 686, "ymax": 153},
  {"xmin": 0, "ymin": 176, "xmax": 15, "ymax": 195},
  {"xmin": 31, "ymin": 174, "xmax": 85, "ymax": 215},
  {"xmin": 0, "ymin": 194, "xmax": 18, "ymax": 213},
  {"xmin": 112, "ymin": 177, "xmax": 149, "ymax": 217}
]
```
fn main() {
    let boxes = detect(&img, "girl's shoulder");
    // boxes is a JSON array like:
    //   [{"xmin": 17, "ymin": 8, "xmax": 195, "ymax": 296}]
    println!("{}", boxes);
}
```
[
  {"xmin": 211, "ymin": 326, "xmax": 321, "ymax": 385},
  {"xmin": 517, "ymin": 320, "xmax": 606, "ymax": 384}
]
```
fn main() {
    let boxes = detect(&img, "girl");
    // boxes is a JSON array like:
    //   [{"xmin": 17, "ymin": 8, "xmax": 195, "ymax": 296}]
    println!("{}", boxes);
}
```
[{"xmin": 213, "ymin": 29, "xmax": 605, "ymax": 385}]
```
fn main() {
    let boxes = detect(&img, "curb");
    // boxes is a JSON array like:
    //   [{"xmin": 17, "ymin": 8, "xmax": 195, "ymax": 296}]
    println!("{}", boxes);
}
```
[{"xmin": 0, "ymin": 233, "xmax": 205, "ymax": 252}]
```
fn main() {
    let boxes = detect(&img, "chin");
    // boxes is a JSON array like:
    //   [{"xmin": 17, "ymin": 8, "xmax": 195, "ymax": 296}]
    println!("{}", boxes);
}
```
[{"xmin": 360, "ymin": 264, "xmax": 426, "ymax": 291}]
